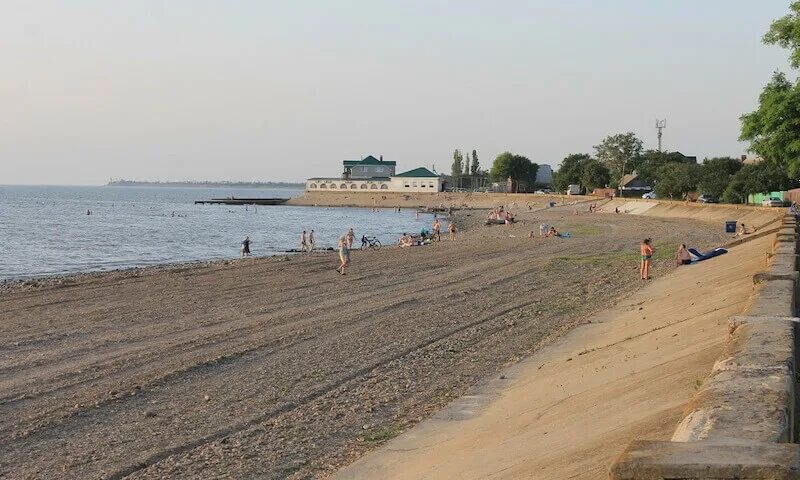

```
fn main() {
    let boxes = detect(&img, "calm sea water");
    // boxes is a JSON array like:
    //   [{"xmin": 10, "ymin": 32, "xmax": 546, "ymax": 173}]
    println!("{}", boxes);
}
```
[{"xmin": 0, "ymin": 185, "xmax": 441, "ymax": 281}]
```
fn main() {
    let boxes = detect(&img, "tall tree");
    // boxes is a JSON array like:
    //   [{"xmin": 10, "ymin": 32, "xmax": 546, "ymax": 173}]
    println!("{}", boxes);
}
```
[
  {"xmin": 490, "ymin": 152, "xmax": 539, "ymax": 189},
  {"xmin": 470, "ymin": 150, "xmax": 480, "ymax": 176},
  {"xmin": 739, "ymin": 72, "xmax": 800, "ymax": 176},
  {"xmin": 697, "ymin": 157, "xmax": 742, "ymax": 198},
  {"xmin": 764, "ymin": 1, "xmax": 800, "ymax": 68},
  {"xmin": 653, "ymin": 163, "xmax": 700, "ymax": 199},
  {"xmin": 594, "ymin": 133, "xmax": 643, "ymax": 187},
  {"xmin": 451, "ymin": 149, "xmax": 463, "ymax": 185},
  {"xmin": 464, "ymin": 149, "xmax": 470, "ymax": 175},
  {"xmin": 740, "ymin": 2, "xmax": 800, "ymax": 177},
  {"xmin": 580, "ymin": 159, "xmax": 611, "ymax": 192},
  {"xmin": 552, "ymin": 153, "xmax": 592, "ymax": 192},
  {"xmin": 723, "ymin": 162, "xmax": 792, "ymax": 204},
  {"xmin": 636, "ymin": 150, "xmax": 692, "ymax": 186}
]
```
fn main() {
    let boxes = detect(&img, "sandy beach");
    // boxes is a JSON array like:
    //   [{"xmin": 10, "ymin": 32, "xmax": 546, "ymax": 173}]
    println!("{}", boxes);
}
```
[{"xmin": 0, "ymin": 205, "xmax": 740, "ymax": 478}]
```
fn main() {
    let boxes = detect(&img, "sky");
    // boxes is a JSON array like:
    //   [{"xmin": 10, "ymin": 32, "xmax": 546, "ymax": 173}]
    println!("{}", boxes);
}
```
[{"xmin": 0, "ymin": 1, "xmax": 794, "ymax": 185}]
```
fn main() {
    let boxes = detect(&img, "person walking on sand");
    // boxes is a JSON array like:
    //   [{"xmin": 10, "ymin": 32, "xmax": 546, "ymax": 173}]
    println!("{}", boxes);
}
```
[
  {"xmin": 300, "ymin": 230, "xmax": 308, "ymax": 252},
  {"xmin": 241, "ymin": 236, "xmax": 251, "ymax": 258},
  {"xmin": 308, "ymin": 230, "xmax": 315, "ymax": 252},
  {"xmin": 346, "ymin": 228, "xmax": 355, "ymax": 249},
  {"xmin": 449, "ymin": 221, "xmax": 457, "ymax": 241},
  {"xmin": 640, "ymin": 238, "xmax": 654, "ymax": 280},
  {"xmin": 676, "ymin": 243, "xmax": 691, "ymax": 266},
  {"xmin": 336, "ymin": 234, "xmax": 350, "ymax": 275},
  {"xmin": 432, "ymin": 218, "xmax": 441, "ymax": 241}
]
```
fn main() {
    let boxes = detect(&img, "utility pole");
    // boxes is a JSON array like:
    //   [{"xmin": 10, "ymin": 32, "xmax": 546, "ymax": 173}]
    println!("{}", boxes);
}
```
[{"xmin": 655, "ymin": 119, "xmax": 667, "ymax": 152}]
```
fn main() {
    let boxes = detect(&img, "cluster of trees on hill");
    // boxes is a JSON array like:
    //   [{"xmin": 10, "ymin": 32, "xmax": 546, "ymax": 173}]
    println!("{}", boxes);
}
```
[{"xmin": 450, "ymin": 149, "xmax": 540, "ymax": 191}]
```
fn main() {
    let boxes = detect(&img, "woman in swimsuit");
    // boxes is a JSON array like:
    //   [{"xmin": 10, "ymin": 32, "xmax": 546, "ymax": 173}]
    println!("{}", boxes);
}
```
[
  {"xmin": 336, "ymin": 235, "xmax": 350, "ymax": 275},
  {"xmin": 640, "ymin": 238, "xmax": 654, "ymax": 280}
]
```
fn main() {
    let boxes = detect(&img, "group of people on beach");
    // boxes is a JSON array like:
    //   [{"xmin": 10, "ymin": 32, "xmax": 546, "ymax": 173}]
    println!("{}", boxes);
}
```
[{"xmin": 299, "ymin": 230, "xmax": 317, "ymax": 252}]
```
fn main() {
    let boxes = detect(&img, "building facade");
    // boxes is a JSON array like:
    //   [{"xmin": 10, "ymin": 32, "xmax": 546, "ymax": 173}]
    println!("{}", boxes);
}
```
[
  {"xmin": 306, "ymin": 157, "xmax": 441, "ymax": 193},
  {"xmin": 343, "ymin": 155, "xmax": 396, "ymax": 179}
]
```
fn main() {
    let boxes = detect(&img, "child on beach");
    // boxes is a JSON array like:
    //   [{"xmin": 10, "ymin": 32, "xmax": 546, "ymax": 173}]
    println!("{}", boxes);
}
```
[
  {"xmin": 241, "ymin": 236, "xmax": 251, "ymax": 257},
  {"xmin": 346, "ymin": 228, "xmax": 355, "ymax": 249},
  {"xmin": 449, "ymin": 222, "xmax": 457, "ymax": 241},
  {"xmin": 433, "ymin": 218, "xmax": 441, "ymax": 241},
  {"xmin": 640, "ymin": 238, "xmax": 654, "ymax": 280}
]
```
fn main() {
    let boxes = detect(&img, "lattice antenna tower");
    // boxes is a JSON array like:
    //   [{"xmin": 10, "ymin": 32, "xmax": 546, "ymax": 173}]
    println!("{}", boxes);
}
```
[{"xmin": 655, "ymin": 119, "xmax": 667, "ymax": 152}]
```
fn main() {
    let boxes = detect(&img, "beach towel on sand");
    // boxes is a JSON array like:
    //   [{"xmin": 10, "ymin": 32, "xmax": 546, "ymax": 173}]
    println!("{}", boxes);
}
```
[{"xmin": 688, "ymin": 247, "xmax": 728, "ymax": 262}]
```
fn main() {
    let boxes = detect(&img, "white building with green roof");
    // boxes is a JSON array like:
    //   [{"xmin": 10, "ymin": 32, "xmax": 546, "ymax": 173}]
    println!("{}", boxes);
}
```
[{"xmin": 306, "ymin": 157, "xmax": 442, "ymax": 193}]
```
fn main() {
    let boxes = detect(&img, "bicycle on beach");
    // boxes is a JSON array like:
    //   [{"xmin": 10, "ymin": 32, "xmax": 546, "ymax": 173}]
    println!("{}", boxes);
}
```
[{"xmin": 360, "ymin": 236, "xmax": 381, "ymax": 251}]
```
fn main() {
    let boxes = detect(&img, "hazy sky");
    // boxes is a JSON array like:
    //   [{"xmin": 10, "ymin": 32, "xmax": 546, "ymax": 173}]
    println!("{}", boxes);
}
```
[{"xmin": 0, "ymin": 1, "xmax": 793, "ymax": 185}]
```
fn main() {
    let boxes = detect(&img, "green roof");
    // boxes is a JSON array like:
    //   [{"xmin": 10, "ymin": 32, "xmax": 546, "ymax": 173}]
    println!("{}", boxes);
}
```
[
  {"xmin": 343, "ymin": 155, "xmax": 396, "ymax": 167},
  {"xmin": 395, "ymin": 167, "xmax": 439, "ymax": 178}
]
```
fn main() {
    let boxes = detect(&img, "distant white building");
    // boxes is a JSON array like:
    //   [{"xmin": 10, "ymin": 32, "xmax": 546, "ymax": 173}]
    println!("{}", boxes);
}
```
[
  {"xmin": 535, "ymin": 165, "xmax": 553, "ymax": 186},
  {"xmin": 306, "ymin": 156, "xmax": 442, "ymax": 193}
]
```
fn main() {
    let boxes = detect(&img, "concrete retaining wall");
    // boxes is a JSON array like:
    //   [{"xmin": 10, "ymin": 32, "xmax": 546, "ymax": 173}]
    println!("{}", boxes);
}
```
[{"xmin": 610, "ymin": 213, "xmax": 800, "ymax": 479}]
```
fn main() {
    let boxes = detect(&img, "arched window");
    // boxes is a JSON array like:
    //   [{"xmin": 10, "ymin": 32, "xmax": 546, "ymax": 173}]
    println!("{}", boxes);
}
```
[
  {"xmin": 319, "ymin": 184, "xmax": 327, "ymax": 189},
  {"xmin": 360, "ymin": 184, "xmax": 368, "ymax": 189},
  {"xmin": 350, "ymin": 184, "xmax": 357, "ymax": 189},
  {"xmin": 340, "ymin": 184, "xmax": 347, "ymax": 189},
  {"xmin": 309, "ymin": 183, "xmax": 318, "ymax": 189},
  {"xmin": 330, "ymin": 183, "xmax": 337, "ymax": 189},
  {"xmin": 380, "ymin": 184, "xmax": 388, "ymax": 189},
  {"xmin": 370, "ymin": 184, "xmax": 378, "ymax": 190}
]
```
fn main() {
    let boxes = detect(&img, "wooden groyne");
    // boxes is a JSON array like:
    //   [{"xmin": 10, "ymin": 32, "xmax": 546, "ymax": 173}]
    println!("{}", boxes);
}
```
[{"xmin": 194, "ymin": 197, "xmax": 289, "ymax": 206}]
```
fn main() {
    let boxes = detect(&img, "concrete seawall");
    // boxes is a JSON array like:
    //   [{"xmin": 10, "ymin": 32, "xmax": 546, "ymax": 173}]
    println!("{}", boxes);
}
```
[{"xmin": 610, "ymin": 212, "xmax": 800, "ymax": 479}]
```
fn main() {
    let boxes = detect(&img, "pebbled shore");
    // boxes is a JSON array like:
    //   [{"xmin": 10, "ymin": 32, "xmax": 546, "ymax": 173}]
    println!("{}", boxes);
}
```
[{"xmin": 0, "ymin": 206, "xmax": 731, "ymax": 479}]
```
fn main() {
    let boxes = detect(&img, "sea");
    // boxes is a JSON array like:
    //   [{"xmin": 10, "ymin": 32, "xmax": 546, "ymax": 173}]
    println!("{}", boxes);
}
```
[{"xmin": 0, "ymin": 185, "xmax": 440, "ymax": 281}]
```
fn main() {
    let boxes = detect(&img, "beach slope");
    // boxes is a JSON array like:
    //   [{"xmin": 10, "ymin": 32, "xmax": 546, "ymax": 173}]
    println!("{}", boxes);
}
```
[{"xmin": 333, "ymin": 235, "xmax": 770, "ymax": 480}]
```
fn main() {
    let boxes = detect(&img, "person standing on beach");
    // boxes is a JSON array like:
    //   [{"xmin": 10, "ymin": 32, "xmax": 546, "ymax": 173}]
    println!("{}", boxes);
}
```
[
  {"xmin": 336, "ymin": 234, "xmax": 350, "ymax": 275},
  {"xmin": 432, "ymin": 218, "xmax": 441, "ymax": 241},
  {"xmin": 449, "ymin": 221, "xmax": 457, "ymax": 241},
  {"xmin": 308, "ymin": 230, "xmax": 315, "ymax": 252},
  {"xmin": 241, "ymin": 236, "xmax": 251, "ymax": 257},
  {"xmin": 300, "ymin": 230, "xmax": 308, "ymax": 252},
  {"xmin": 346, "ymin": 228, "xmax": 355, "ymax": 249},
  {"xmin": 640, "ymin": 238, "xmax": 654, "ymax": 280}
]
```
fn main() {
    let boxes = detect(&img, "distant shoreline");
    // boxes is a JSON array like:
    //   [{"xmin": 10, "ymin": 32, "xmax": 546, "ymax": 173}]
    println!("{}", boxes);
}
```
[{"xmin": 106, "ymin": 180, "xmax": 304, "ymax": 188}]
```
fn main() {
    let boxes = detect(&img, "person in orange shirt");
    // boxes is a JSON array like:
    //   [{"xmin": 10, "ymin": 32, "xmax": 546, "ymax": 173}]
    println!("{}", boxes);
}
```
[{"xmin": 640, "ymin": 238, "xmax": 654, "ymax": 280}]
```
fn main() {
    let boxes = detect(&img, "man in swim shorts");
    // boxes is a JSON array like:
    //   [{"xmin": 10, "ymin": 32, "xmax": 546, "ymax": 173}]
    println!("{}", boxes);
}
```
[{"xmin": 300, "ymin": 231, "xmax": 308, "ymax": 252}]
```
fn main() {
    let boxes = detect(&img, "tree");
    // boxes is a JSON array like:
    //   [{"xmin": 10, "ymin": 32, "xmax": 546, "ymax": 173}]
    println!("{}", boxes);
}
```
[
  {"xmin": 470, "ymin": 150, "xmax": 480, "ymax": 176},
  {"xmin": 697, "ymin": 157, "xmax": 742, "ymax": 198},
  {"xmin": 552, "ymin": 153, "xmax": 592, "ymax": 192},
  {"xmin": 739, "ymin": 3, "xmax": 800, "ymax": 177},
  {"xmin": 637, "ymin": 150, "xmax": 692, "ymax": 186},
  {"xmin": 490, "ymin": 152, "xmax": 539, "ymax": 189},
  {"xmin": 451, "ymin": 149, "xmax": 463, "ymax": 186},
  {"xmin": 764, "ymin": 1, "xmax": 800, "ymax": 68},
  {"xmin": 594, "ymin": 133, "xmax": 643, "ymax": 187},
  {"xmin": 739, "ymin": 72, "xmax": 800, "ymax": 176},
  {"xmin": 653, "ymin": 163, "xmax": 700, "ymax": 200},
  {"xmin": 464, "ymin": 149, "xmax": 470, "ymax": 175},
  {"xmin": 722, "ymin": 161, "xmax": 793, "ymax": 204},
  {"xmin": 581, "ymin": 159, "xmax": 611, "ymax": 192}
]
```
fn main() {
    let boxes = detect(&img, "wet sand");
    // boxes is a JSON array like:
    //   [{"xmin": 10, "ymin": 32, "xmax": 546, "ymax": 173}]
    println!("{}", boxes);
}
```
[{"xmin": 0, "ymin": 206, "xmax": 732, "ymax": 479}]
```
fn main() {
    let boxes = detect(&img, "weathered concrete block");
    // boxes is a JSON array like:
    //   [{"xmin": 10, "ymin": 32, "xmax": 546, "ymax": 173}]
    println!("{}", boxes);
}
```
[
  {"xmin": 610, "ymin": 440, "xmax": 800, "ymax": 479},
  {"xmin": 773, "ymin": 242, "xmax": 797, "ymax": 256},
  {"xmin": 750, "ymin": 279, "xmax": 796, "ymax": 317},
  {"xmin": 772, "ymin": 252, "xmax": 798, "ymax": 271},
  {"xmin": 672, "ymin": 317, "xmax": 796, "ymax": 443}
]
